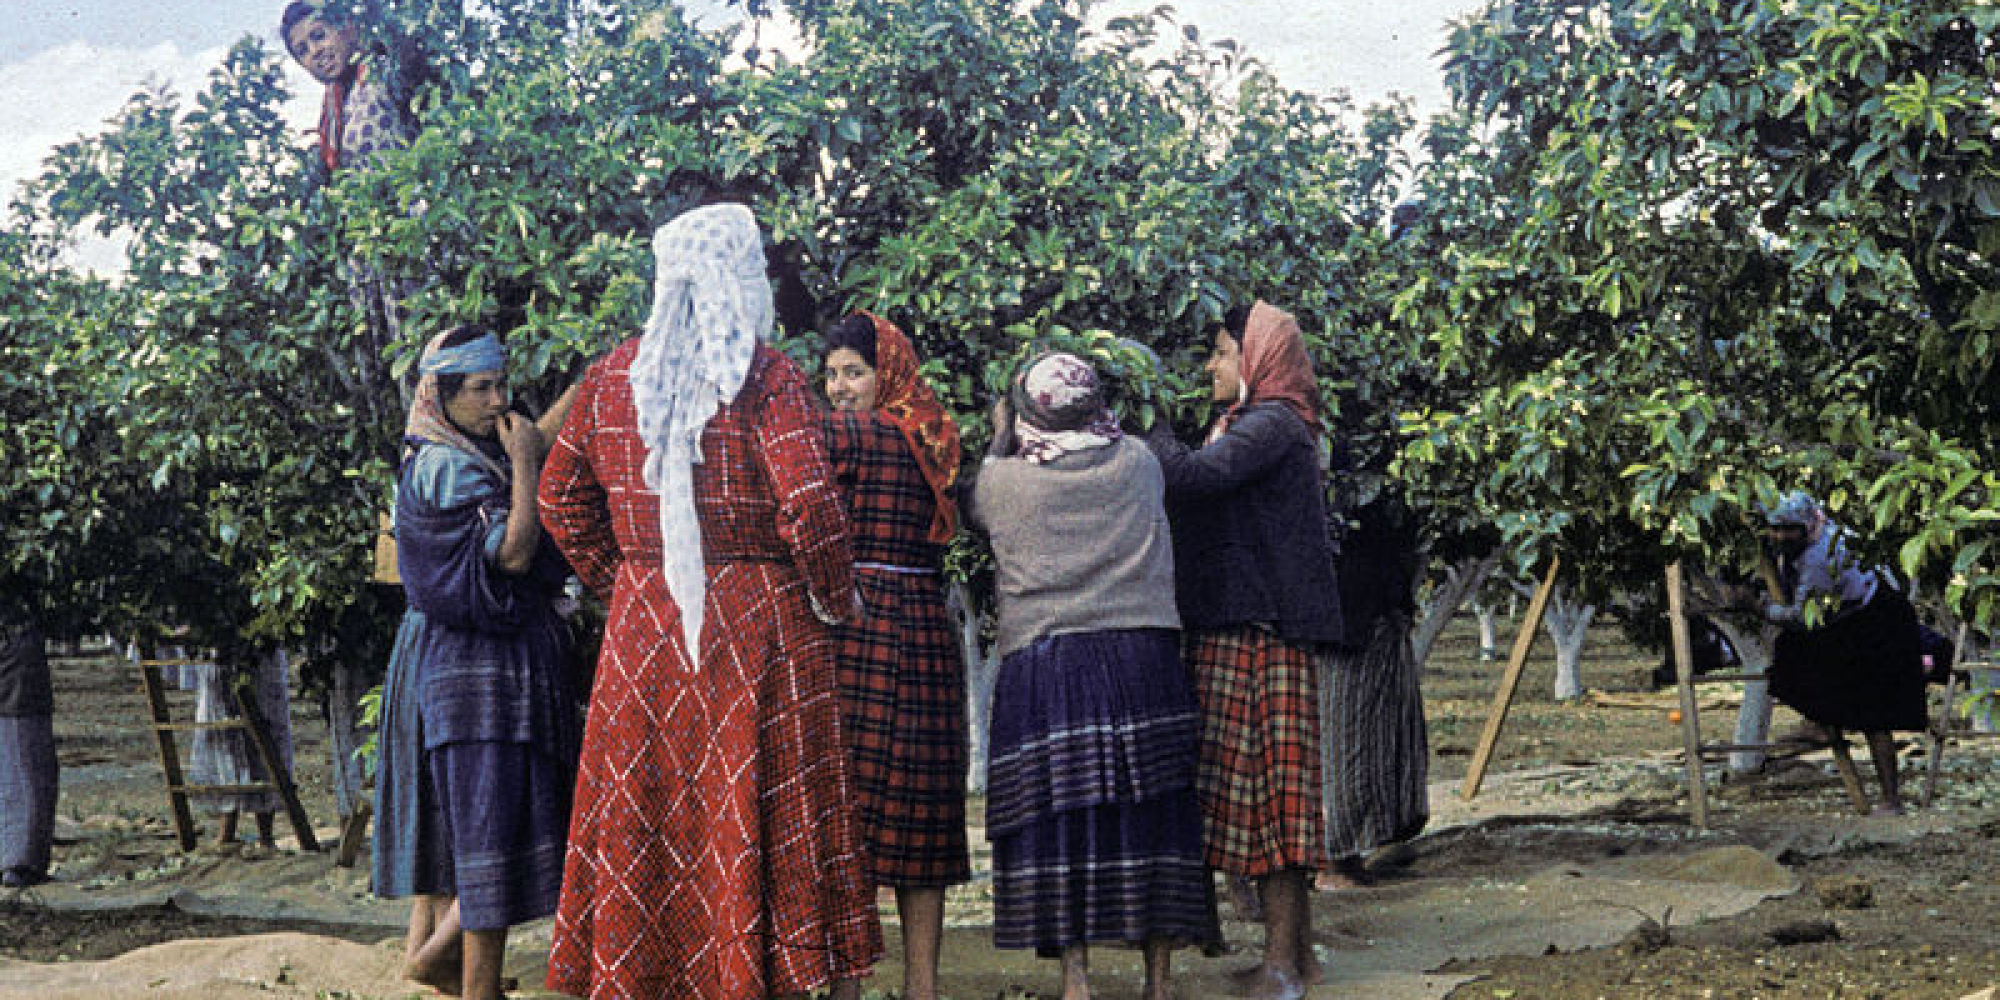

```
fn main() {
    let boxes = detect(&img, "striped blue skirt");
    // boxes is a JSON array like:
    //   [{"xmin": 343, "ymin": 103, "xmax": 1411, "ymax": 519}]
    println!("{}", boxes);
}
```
[{"xmin": 988, "ymin": 629, "xmax": 1218, "ymax": 954}]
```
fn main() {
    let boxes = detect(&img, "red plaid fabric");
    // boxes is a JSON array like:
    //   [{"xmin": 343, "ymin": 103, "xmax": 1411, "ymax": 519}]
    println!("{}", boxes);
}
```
[
  {"xmin": 824, "ymin": 412, "xmax": 970, "ymax": 887},
  {"xmin": 540, "ymin": 341, "xmax": 881, "ymax": 1000},
  {"xmin": 1187, "ymin": 626, "xmax": 1326, "ymax": 878}
]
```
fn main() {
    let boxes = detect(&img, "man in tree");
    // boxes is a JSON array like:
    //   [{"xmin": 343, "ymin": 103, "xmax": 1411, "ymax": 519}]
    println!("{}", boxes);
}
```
[{"xmin": 281, "ymin": 0, "xmax": 424, "ymax": 394}]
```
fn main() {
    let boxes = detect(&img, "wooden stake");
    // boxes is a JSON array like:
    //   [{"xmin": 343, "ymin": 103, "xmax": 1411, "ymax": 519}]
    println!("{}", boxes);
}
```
[
  {"xmin": 1461, "ymin": 554, "xmax": 1560, "ymax": 800},
  {"xmin": 1667, "ymin": 562, "xmax": 1710, "ymax": 828}
]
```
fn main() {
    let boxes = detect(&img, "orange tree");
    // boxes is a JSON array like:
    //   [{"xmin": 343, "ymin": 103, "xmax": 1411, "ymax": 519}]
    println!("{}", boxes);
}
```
[
  {"xmin": 5, "ymin": 0, "xmax": 1422, "ymax": 735},
  {"xmin": 1396, "ymin": 0, "xmax": 2000, "ymax": 639}
]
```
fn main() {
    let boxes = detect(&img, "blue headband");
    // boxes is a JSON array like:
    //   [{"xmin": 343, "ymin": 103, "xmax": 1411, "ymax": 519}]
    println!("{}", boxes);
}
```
[{"xmin": 421, "ymin": 333, "xmax": 506, "ymax": 375}]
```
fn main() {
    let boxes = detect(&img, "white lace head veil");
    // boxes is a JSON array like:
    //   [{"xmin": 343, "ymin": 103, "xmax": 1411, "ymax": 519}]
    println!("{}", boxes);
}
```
[{"xmin": 628, "ymin": 202, "xmax": 773, "ymax": 664}]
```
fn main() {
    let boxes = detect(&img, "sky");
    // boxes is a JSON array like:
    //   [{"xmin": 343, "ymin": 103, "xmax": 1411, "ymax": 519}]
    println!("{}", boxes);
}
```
[{"xmin": 1, "ymin": 0, "xmax": 1483, "ymax": 264}]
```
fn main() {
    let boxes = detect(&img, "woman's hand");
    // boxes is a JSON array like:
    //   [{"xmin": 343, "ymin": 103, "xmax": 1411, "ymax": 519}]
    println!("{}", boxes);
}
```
[{"xmin": 497, "ymin": 412, "xmax": 546, "ymax": 467}]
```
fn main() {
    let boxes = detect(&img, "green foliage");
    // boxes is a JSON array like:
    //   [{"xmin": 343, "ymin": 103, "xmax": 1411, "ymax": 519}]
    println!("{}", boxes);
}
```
[
  {"xmin": 5, "ymin": 0, "xmax": 1418, "ymax": 673},
  {"xmin": 1404, "ymin": 0, "xmax": 2000, "ymax": 619}
]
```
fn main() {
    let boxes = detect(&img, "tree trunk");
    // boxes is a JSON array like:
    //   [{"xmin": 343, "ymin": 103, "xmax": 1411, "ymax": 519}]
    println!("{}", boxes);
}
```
[
  {"xmin": 1473, "ymin": 602, "xmax": 1501, "ymax": 662},
  {"xmin": 1702, "ymin": 616, "xmax": 1775, "ymax": 772},
  {"xmin": 948, "ymin": 581, "xmax": 997, "ymax": 794},
  {"xmin": 1538, "ymin": 587, "xmax": 1596, "ymax": 701},
  {"xmin": 1412, "ymin": 549, "xmax": 1502, "ymax": 669}
]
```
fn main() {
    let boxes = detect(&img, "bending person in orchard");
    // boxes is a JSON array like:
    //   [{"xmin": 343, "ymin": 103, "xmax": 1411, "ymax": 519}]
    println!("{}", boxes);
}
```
[
  {"xmin": 1145, "ymin": 302, "xmax": 1343, "ymax": 1000},
  {"xmin": 540, "ymin": 203, "xmax": 881, "ymax": 1000},
  {"xmin": 972, "ymin": 351, "xmax": 1218, "ymax": 1000},
  {"xmin": 385, "ymin": 325, "xmax": 579, "ymax": 999},
  {"xmin": 820, "ymin": 312, "xmax": 970, "ymax": 1000},
  {"xmin": 1760, "ymin": 491, "xmax": 1928, "ymax": 815}
]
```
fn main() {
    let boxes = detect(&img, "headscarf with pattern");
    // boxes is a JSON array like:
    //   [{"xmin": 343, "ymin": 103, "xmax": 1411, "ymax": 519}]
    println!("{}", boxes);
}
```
[
  {"xmin": 1009, "ymin": 351, "xmax": 1123, "ymax": 465},
  {"xmin": 629, "ymin": 203, "xmax": 773, "ymax": 665},
  {"xmin": 403, "ymin": 327, "xmax": 509, "ymax": 483},
  {"xmin": 859, "ymin": 312, "xmax": 963, "ymax": 543},
  {"xmin": 1211, "ymin": 300, "xmax": 1322, "ymax": 444}
]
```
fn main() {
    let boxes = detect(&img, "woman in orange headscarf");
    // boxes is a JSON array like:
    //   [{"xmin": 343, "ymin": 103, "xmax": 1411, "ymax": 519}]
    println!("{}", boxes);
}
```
[
  {"xmin": 818, "ymin": 312, "xmax": 969, "ymax": 1000},
  {"xmin": 1145, "ymin": 301, "xmax": 1344, "ymax": 1000}
]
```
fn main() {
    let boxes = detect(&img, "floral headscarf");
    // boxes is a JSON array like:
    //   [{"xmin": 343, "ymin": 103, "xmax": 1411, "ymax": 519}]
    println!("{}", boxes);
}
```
[
  {"xmin": 629, "ymin": 203, "xmax": 773, "ymax": 665},
  {"xmin": 1009, "ymin": 351, "xmax": 1122, "ymax": 465},
  {"xmin": 860, "ymin": 312, "xmax": 962, "ymax": 543},
  {"xmin": 403, "ymin": 327, "xmax": 509, "ymax": 483},
  {"xmin": 1212, "ymin": 300, "xmax": 1322, "ymax": 443}
]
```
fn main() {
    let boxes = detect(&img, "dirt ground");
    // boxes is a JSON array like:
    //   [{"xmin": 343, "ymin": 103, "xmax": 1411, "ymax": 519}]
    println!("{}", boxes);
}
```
[{"xmin": 4, "ymin": 614, "xmax": 1998, "ymax": 999}]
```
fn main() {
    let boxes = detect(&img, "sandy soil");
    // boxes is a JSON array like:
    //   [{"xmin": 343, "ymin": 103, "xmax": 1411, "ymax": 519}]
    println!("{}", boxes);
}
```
[{"xmin": 4, "ymin": 616, "xmax": 1998, "ymax": 999}]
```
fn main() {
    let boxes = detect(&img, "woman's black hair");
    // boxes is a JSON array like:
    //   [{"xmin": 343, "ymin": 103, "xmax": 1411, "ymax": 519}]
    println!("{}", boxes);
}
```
[
  {"xmin": 821, "ymin": 313, "xmax": 877, "ymax": 368},
  {"xmin": 433, "ymin": 325, "xmax": 493, "ymax": 402},
  {"xmin": 1221, "ymin": 303, "xmax": 1253, "ymax": 342}
]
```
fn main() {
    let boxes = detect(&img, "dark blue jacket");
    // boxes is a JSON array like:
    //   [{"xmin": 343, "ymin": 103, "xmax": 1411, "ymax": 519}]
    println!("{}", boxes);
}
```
[{"xmin": 1146, "ymin": 404, "xmax": 1344, "ymax": 645}]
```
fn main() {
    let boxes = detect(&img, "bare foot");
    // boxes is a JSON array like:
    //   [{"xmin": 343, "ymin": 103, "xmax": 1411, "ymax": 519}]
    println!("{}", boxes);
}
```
[
  {"xmin": 1297, "ymin": 946, "xmax": 1325, "ymax": 986},
  {"xmin": 1315, "ymin": 856, "xmax": 1373, "ymax": 890},
  {"xmin": 404, "ymin": 946, "xmax": 463, "ymax": 996},
  {"xmin": 1226, "ymin": 964, "xmax": 1305, "ymax": 1000},
  {"xmin": 1228, "ymin": 875, "xmax": 1263, "ymax": 921}
]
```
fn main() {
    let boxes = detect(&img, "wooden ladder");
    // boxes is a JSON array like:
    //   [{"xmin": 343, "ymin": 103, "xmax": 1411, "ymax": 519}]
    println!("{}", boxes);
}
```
[
  {"xmin": 134, "ymin": 650, "xmax": 320, "ymax": 853},
  {"xmin": 1921, "ymin": 625, "xmax": 2000, "ymax": 807}
]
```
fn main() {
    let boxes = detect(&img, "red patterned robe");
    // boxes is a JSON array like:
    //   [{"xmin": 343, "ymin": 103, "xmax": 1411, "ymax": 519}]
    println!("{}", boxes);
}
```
[{"xmin": 540, "ymin": 340, "xmax": 882, "ymax": 999}]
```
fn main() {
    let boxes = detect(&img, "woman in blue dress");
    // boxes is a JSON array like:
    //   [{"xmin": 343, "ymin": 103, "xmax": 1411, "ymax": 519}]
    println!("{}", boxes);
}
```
[{"xmin": 376, "ymin": 325, "xmax": 578, "ymax": 1000}]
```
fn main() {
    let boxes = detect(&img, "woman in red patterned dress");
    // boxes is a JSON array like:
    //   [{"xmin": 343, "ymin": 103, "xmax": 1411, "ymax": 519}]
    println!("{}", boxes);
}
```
[
  {"xmin": 539, "ymin": 203, "xmax": 881, "ymax": 1000},
  {"xmin": 819, "ymin": 312, "xmax": 969, "ymax": 1000}
]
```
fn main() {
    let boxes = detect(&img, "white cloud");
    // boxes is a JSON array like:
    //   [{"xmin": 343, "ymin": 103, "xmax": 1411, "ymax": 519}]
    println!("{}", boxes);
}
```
[
  {"xmin": 0, "ymin": 39, "xmax": 317, "ymax": 275},
  {"xmin": 0, "ymin": 39, "xmax": 317, "ymax": 214}
]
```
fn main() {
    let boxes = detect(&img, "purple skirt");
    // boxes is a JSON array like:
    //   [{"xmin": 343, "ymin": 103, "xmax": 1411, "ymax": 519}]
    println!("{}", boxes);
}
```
[
  {"xmin": 430, "ymin": 740, "xmax": 572, "ymax": 930},
  {"xmin": 988, "ymin": 629, "xmax": 1218, "ymax": 953}
]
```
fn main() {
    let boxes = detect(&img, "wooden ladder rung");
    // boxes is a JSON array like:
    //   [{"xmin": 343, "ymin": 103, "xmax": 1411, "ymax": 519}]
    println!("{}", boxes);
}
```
[
  {"xmin": 1696, "ymin": 742, "xmax": 1801, "ymax": 754},
  {"xmin": 150, "ymin": 721, "xmax": 259, "ymax": 733},
  {"xmin": 172, "ymin": 782, "xmax": 280, "ymax": 795},
  {"xmin": 1682, "ymin": 672, "xmax": 1768, "ymax": 684}
]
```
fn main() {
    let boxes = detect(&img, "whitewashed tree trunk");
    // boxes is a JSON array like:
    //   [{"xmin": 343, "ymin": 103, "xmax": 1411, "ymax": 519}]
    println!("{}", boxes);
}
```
[
  {"xmin": 1412, "ymin": 549, "xmax": 1502, "ymax": 669},
  {"xmin": 1704, "ymin": 616, "xmax": 1776, "ymax": 772},
  {"xmin": 1473, "ymin": 602, "xmax": 1501, "ymax": 662},
  {"xmin": 1538, "ymin": 588, "xmax": 1596, "ymax": 701},
  {"xmin": 948, "ymin": 580, "xmax": 998, "ymax": 794}
]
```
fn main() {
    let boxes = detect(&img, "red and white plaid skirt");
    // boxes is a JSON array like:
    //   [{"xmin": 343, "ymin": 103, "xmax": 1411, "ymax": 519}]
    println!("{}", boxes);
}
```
[{"xmin": 1187, "ymin": 626, "xmax": 1325, "ymax": 877}]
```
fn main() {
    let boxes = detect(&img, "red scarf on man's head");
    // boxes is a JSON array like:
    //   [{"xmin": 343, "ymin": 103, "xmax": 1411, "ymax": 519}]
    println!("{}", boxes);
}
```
[
  {"xmin": 863, "ymin": 312, "xmax": 963, "ymax": 544},
  {"xmin": 314, "ymin": 62, "xmax": 363, "ymax": 172}
]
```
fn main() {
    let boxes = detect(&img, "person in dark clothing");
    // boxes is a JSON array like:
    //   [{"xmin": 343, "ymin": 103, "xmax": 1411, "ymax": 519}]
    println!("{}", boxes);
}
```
[
  {"xmin": 1759, "ymin": 491, "xmax": 1928, "ymax": 815},
  {"xmin": 1319, "ymin": 489, "xmax": 1430, "ymax": 888},
  {"xmin": 1145, "ymin": 301, "xmax": 1342, "ymax": 1000},
  {"xmin": 0, "ymin": 602, "xmax": 56, "ymax": 888}
]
